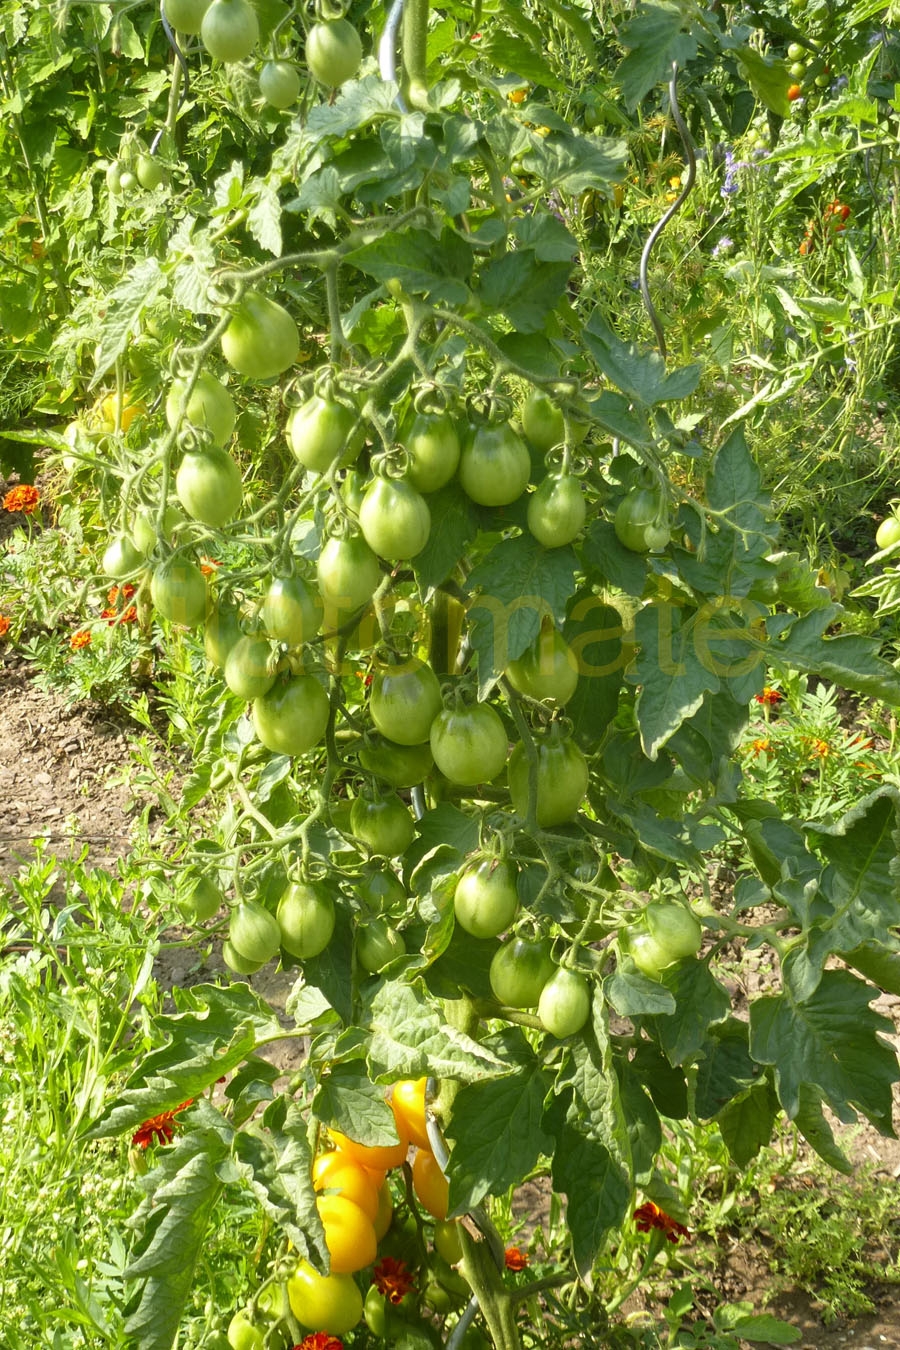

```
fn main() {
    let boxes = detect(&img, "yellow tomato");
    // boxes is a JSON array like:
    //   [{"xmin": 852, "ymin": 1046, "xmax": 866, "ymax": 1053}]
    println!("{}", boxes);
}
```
[
  {"xmin": 99, "ymin": 391, "xmax": 146, "ymax": 433},
  {"xmin": 312, "ymin": 1151, "xmax": 380, "ymax": 1222},
  {"xmin": 412, "ymin": 1147, "xmax": 449, "ymax": 1221},
  {"xmin": 330, "ymin": 1124, "xmax": 410, "ymax": 1171},
  {"xmin": 390, "ymin": 1078, "xmax": 431, "ymax": 1150},
  {"xmin": 317, "ymin": 1193, "xmax": 378, "ymax": 1274}
]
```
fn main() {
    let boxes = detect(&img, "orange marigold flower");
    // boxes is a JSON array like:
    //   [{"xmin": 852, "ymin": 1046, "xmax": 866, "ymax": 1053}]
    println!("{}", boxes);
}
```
[
  {"xmin": 70, "ymin": 630, "xmax": 92, "ymax": 650},
  {"xmin": 755, "ymin": 687, "xmax": 783, "ymax": 705},
  {"xmin": 121, "ymin": 604, "xmax": 138, "ymax": 623},
  {"xmin": 633, "ymin": 1201, "xmax": 690, "ymax": 1244},
  {"xmin": 107, "ymin": 583, "xmax": 136, "ymax": 605},
  {"xmin": 372, "ymin": 1256, "xmax": 414, "ymax": 1305},
  {"xmin": 751, "ymin": 738, "xmax": 772, "ymax": 756},
  {"xmin": 0, "ymin": 615, "xmax": 10, "ymax": 638},
  {"xmin": 295, "ymin": 1334, "xmax": 343, "ymax": 1350},
  {"xmin": 808, "ymin": 737, "xmax": 831, "ymax": 758},
  {"xmin": 3, "ymin": 484, "xmax": 40, "ymax": 514},
  {"xmin": 199, "ymin": 558, "xmax": 220, "ymax": 577},
  {"xmin": 504, "ymin": 1246, "xmax": 529, "ymax": 1271},
  {"xmin": 131, "ymin": 1099, "xmax": 193, "ymax": 1150}
]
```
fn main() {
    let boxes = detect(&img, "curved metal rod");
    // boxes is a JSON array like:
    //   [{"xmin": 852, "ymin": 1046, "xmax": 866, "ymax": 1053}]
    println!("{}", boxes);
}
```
[
  {"xmin": 378, "ymin": 0, "xmax": 408, "ymax": 113},
  {"xmin": 152, "ymin": 0, "xmax": 191, "ymax": 154},
  {"xmin": 638, "ymin": 61, "xmax": 696, "ymax": 360}
]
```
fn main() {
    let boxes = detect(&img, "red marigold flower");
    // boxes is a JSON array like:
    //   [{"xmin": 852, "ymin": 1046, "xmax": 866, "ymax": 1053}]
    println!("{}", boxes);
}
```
[
  {"xmin": 504, "ymin": 1246, "xmax": 529, "ymax": 1271},
  {"xmin": 3, "ymin": 484, "xmax": 40, "ymax": 514},
  {"xmin": 199, "ymin": 558, "xmax": 220, "ymax": 577},
  {"xmin": 633, "ymin": 1201, "xmax": 690, "ymax": 1244},
  {"xmin": 70, "ymin": 630, "xmax": 92, "ymax": 650},
  {"xmin": 295, "ymin": 1335, "xmax": 343, "ymax": 1350},
  {"xmin": 754, "ymin": 686, "xmax": 782, "ymax": 706},
  {"xmin": 131, "ymin": 1099, "xmax": 193, "ymax": 1150},
  {"xmin": 0, "ymin": 615, "xmax": 10, "ymax": 638},
  {"xmin": 372, "ymin": 1255, "xmax": 414, "ymax": 1305}
]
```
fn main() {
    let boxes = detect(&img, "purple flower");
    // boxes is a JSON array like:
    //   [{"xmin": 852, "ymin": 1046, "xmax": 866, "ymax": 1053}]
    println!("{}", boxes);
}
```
[{"xmin": 711, "ymin": 236, "xmax": 734, "ymax": 258}]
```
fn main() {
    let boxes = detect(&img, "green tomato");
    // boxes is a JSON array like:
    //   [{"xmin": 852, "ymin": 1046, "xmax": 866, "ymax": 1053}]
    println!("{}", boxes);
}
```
[
  {"xmin": 180, "ymin": 875, "xmax": 223, "ymax": 922},
  {"xmin": 221, "ymin": 291, "xmax": 299, "ymax": 380},
  {"xmin": 102, "ymin": 535, "xmax": 144, "ymax": 579},
  {"xmin": 132, "ymin": 504, "xmax": 184, "ymax": 556},
  {"xmin": 175, "ymin": 448, "xmax": 243, "ymax": 526},
  {"xmin": 505, "ymin": 625, "xmax": 579, "ymax": 705},
  {"xmin": 260, "ymin": 575, "xmax": 320, "ymax": 646},
  {"xmin": 223, "ymin": 938, "xmax": 266, "ymax": 975},
  {"xmin": 317, "ymin": 533, "xmax": 382, "ymax": 614},
  {"xmin": 430, "ymin": 703, "xmax": 508, "ymax": 786},
  {"xmin": 787, "ymin": 41, "xmax": 805, "ymax": 61},
  {"xmin": 305, "ymin": 18, "xmax": 363, "ymax": 87},
  {"xmin": 459, "ymin": 422, "xmax": 531, "ymax": 506},
  {"xmin": 204, "ymin": 602, "xmax": 243, "ymax": 669},
  {"xmin": 150, "ymin": 558, "xmax": 207, "ymax": 627},
  {"xmin": 357, "ymin": 916, "xmax": 406, "ymax": 972},
  {"xmin": 224, "ymin": 634, "xmax": 276, "ymax": 701},
  {"xmin": 229, "ymin": 899, "xmax": 282, "ymax": 964},
  {"xmin": 527, "ymin": 473, "xmax": 586, "ymax": 548},
  {"xmin": 453, "ymin": 858, "xmax": 519, "ymax": 939},
  {"xmin": 354, "ymin": 865, "xmax": 407, "ymax": 915},
  {"xmin": 614, "ymin": 486, "xmax": 670, "ymax": 553},
  {"xmin": 165, "ymin": 371, "xmax": 236, "ymax": 447},
  {"xmin": 287, "ymin": 1259, "xmax": 363, "ymax": 1335},
  {"xmin": 434, "ymin": 1219, "xmax": 464, "ymax": 1265},
  {"xmin": 227, "ymin": 1309, "xmax": 265, "ymax": 1350},
  {"xmin": 645, "ymin": 901, "xmax": 702, "ymax": 960},
  {"xmin": 350, "ymin": 793, "xmax": 415, "ymax": 856},
  {"xmin": 118, "ymin": 168, "xmax": 137, "ymax": 193},
  {"xmin": 489, "ymin": 936, "xmax": 554, "ymax": 1008},
  {"xmin": 277, "ymin": 880, "xmax": 335, "ymax": 958},
  {"xmin": 626, "ymin": 930, "xmax": 674, "ymax": 979},
  {"xmin": 507, "ymin": 733, "xmax": 589, "ymax": 827},
  {"xmin": 135, "ymin": 154, "xmax": 166, "ymax": 190},
  {"xmin": 288, "ymin": 395, "xmax": 358, "ymax": 474},
  {"xmin": 359, "ymin": 477, "xmax": 431, "ymax": 561},
  {"xmin": 521, "ymin": 388, "xmax": 565, "ymax": 453},
  {"xmin": 251, "ymin": 673, "xmax": 330, "ymax": 756},
  {"xmin": 358, "ymin": 736, "xmax": 434, "ymax": 789},
  {"xmin": 259, "ymin": 59, "xmax": 301, "ymax": 109},
  {"xmin": 200, "ymin": 0, "xmax": 259, "ymax": 62},
  {"xmin": 369, "ymin": 657, "xmax": 442, "ymax": 746},
  {"xmin": 402, "ymin": 411, "xmax": 461, "ymax": 493},
  {"xmin": 875, "ymin": 515, "xmax": 900, "ymax": 550},
  {"xmin": 538, "ymin": 966, "xmax": 591, "ymax": 1037},
  {"xmin": 162, "ymin": 0, "xmax": 210, "ymax": 33}
]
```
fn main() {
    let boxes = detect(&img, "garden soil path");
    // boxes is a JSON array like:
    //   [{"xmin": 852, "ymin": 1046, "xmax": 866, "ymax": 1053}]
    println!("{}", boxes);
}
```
[{"xmin": 2, "ymin": 665, "xmax": 899, "ymax": 1349}]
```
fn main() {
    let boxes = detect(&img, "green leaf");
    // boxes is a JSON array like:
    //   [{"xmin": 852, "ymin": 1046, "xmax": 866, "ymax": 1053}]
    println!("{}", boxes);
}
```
[
  {"xmin": 563, "ymin": 594, "xmax": 625, "ymax": 751},
  {"xmin": 296, "ymin": 902, "xmax": 355, "ymax": 1023},
  {"xmin": 477, "ymin": 252, "xmax": 572, "ymax": 334},
  {"xmin": 445, "ymin": 1064, "xmax": 555, "ymax": 1211},
  {"xmin": 651, "ymin": 960, "xmax": 731, "ymax": 1066},
  {"xmin": 312, "ymin": 1062, "xmax": 400, "ymax": 1146},
  {"xmin": 467, "ymin": 534, "xmax": 579, "ymax": 697},
  {"xmin": 749, "ymin": 970, "xmax": 899, "ymax": 1132},
  {"xmin": 519, "ymin": 133, "xmax": 628, "ymax": 194},
  {"xmin": 695, "ymin": 1019, "xmax": 762, "ymax": 1119},
  {"xmin": 124, "ymin": 1118, "xmax": 228, "ymax": 1350},
  {"xmin": 616, "ymin": 1060, "xmax": 661, "ymax": 1182},
  {"xmin": 617, "ymin": 4, "xmax": 699, "ymax": 108},
  {"xmin": 583, "ymin": 314, "xmax": 701, "ymax": 405},
  {"xmin": 716, "ymin": 1079, "xmax": 781, "ymax": 1167},
  {"xmin": 247, "ymin": 177, "xmax": 282, "ymax": 257},
  {"xmin": 92, "ymin": 257, "xmax": 165, "ymax": 386},
  {"xmin": 630, "ymin": 603, "xmax": 718, "ymax": 760},
  {"xmin": 770, "ymin": 606, "xmax": 900, "ymax": 706},
  {"xmin": 345, "ymin": 226, "xmax": 472, "ymax": 306},
  {"xmin": 513, "ymin": 212, "xmax": 578, "ymax": 262},
  {"xmin": 232, "ymin": 1101, "xmax": 324, "ymax": 1261},
  {"xmin": 736, "ymin": 47, "xmax": 792, "ymax": 118},
  {"xmin": 472, "ymin": 30, "xmax": 565, "ymax": 90},
  {"xmin": 807, "ymin": 787, "xmax": 900, "ymax": 952},
  {"xmin": 605, "ymin": 968, "xmax": 676, "ymax": 1018},
  {"xmin": 581, "ymin": 519, "xmax": 649, "ymax": 596},
  {"xmin": 86, "ymin": 984, "xmax": 284, "ymax": 1138},
  {"xmin": 793, "ymin": 1084, "xmax": 853, "ymax": 1173},
  {"xmin": 412, "ymin": 482, "xmax": 478, "ymax": 589},
  {"xmin": 675, "ymin": 428, "xmax": 775, "ymax": 594},
  {"xmin": 551, "ymin": 1125, "xmax": 630, "ymax": 1278},
  {"xmin": 363, "ymin": 981, "xmax": 509, "ymax": 1082}
]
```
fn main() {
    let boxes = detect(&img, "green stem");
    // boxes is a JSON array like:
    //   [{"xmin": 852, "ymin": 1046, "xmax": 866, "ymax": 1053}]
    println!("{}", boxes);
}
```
[{"xmin": 401, "ymin": 0, "xmax": 430, "ymax": 106}]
